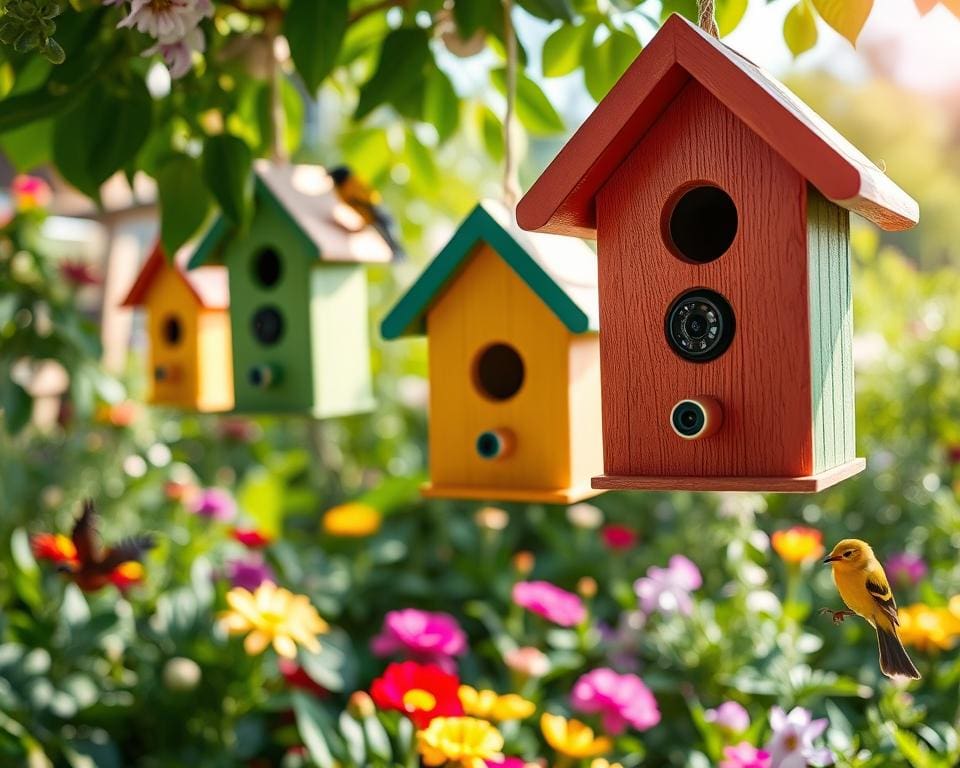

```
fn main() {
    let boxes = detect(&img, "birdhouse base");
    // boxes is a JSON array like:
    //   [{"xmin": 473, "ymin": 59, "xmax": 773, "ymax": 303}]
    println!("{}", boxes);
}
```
[
  {"xmin": 421, "ymin": 482, "xmax": 604, "ymax": 504},
  {"xmin": 591, "ymin": 458, "xmax": 866, "ymax": 494}
]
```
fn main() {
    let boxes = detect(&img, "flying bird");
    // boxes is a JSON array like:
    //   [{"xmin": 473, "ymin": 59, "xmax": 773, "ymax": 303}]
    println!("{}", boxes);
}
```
[
  {"xmin": 330, "ymin": 165, "xmax": 405, "ymax": 261},
  {"xmin": 32, "ymin": 499, "xmax": 155, "ymax": 592},
  {"xmin": 821, "ymin": 538, "xmax": 920, "ymax": 680}
]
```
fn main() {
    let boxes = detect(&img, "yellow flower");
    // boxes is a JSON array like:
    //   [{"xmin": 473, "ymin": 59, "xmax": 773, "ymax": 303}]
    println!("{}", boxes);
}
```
[
  {"xmin": 322, "ymin": 502, "xmax": 382, "ymax": 537},
  {"xmin": 458, "ymin": 685, "xmax": 536, "ymax": 721},
  {"xmin": 541, "ymin": 713, "xmax": 612, "ymax": 759},
  {"xmin": 591, "ymin": 760, "xmax": 625, "ymax": 768},
  {"xmin": 898, "ymin": 603, "xmax": 960, "ymax": 652},
  {"xmin": 417, "ymin": 716, "xmax": 504, "ymax": 768},
  {"xmin": 219, "ymin": 582, "xmax": 329, "ymax": 659},
  {"xmin": 771, "ymin": 526, "xmax": 824, "ymax": 564}
]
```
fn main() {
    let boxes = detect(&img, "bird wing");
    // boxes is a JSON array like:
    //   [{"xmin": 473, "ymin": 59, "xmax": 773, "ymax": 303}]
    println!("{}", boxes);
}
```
[
  {"xmin": 71, "ymin": 499, "xmax": 100, "ymax": 565},
  {"xmin": 98, "ymin": 534, "xmax": 156, "ymax": 572},
  {"xmin": 865, "ymin": 567, "xmax": 899, "ymax": 627}
]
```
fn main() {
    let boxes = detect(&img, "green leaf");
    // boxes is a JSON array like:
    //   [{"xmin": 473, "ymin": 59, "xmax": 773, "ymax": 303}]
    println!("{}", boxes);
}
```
[
  {"xmin": 0, "ymin": 377, "xmax": 32, "ymax": 434},
  {"xmin": 490, "ymin": 68, "xmax": 564, "ymax": 136},
  {"xmin": 717, "ymin": 0, "xmax": 749, "ymax": 35},
  {"xmin": 0, "ymin": 118, "xmax": 53, "ymax": 172},
  {"xmin": 516, "ymin": 0, "xmax": 574, "ymax": 22},
  {"xmin": 237, "ymin": 467, "xmax": 283, "ymax": 537},
  {"xmin": 284, "ymin": 0, "xmax": 348, "ymax": 93},
  {"xmin": 423, "ymin": 66, "xmax": 459, "ymax": 143},
  {"xmin": 452, "ymin": 0, "xmax": 498, "ymax": 37},
  {"xmin": 292, "ymin": 692, "xmax": 337, "ymax": 768},
  {"xmin": 478, "ymin": 105, "xmax": 504, "ymax": 162},
  {"xmin": 355, "ymin": 27, "xmax": 432, "ymax": 121},
  {"xmin": 201, "ymin": 133, "xmax": 253, "ymax": 227},
  {"xmin": 811, "ymin": 0, "xmax": 874, "ymax": 45},
  {"xmin": 582, "ymin": 28, "xmax": 641, "ymax": 102},
  {"xmin": 784, "ymin": 0, "xmax": 819, "ymax": 56},
  {"xmin": 157, "ymin": 154, "xmax": 212, "ymax": 254},
  {"xmin": 52, "ymin": 78, "xmax": 152, "ymax": 200},
  {"xmin": 338, "ymin": 711, "xmax": 366, "ymax": 766},
  {"xmin": 542, "ymin": 22, "xmax": 594, "ymax": 78}
]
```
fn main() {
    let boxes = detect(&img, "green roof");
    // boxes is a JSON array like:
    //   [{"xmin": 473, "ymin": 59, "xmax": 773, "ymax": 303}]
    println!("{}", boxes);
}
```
[{"xmin": 381, "ymin": 202, "xmax": 598, "ymax": 339}]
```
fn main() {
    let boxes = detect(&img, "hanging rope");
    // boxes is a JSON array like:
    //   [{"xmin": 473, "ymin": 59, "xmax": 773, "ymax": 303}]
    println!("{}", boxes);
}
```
[
  {"xmin": 697, "ymin": 0, "xmax": 719, "ymax": 38},
  {"xmin": 501, "ymin": 0, "xmax": 521, "ymax": 209}
]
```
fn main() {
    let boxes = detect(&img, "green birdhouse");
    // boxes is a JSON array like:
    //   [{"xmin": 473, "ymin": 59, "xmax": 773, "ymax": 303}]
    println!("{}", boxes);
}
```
[{"xmin": 190, "ymin": 161, "xmax": 393, "ymax": 417}]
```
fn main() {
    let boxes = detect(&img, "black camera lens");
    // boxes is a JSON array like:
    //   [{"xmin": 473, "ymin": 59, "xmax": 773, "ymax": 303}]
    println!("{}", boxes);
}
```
[
  {"xmin": 665, "ymin": 289, "xmax": 735, "ymax": 362},
  {"xmin": 672, "ymin": 401, "xmax": 706, "ymax": 438}
]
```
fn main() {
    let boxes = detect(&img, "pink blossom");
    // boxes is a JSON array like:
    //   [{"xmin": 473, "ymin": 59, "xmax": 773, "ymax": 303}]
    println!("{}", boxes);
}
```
[
  {"xmin": 189, "ymin": 488, "xmax": 236, "ymax": 522},
  {"xmin": 765, "ymin": 707, "xmax": 833, "ymax": 768},
  {"xmin": 486, "ymin": 759, "xmax": 528, "ymax": 768},
  {"xmin": 512, "ymin": 581, "xmax": 585, "ymax": 627},
  {"xmin": 721, "ymin": 742, "xmax": 771, "ymax": 768},
  {"xmin": 118, "ymin": 0, "xmax": 211, "ymax": 43},
  {"xmin": 885, "ymin": 552, "xmax": 927, "ymax": 587},
  {"xmin": 371, "ymin": 609, "xmax": 467, "ymax": 673},
  {"xmin": 634, "ymin": 554, "xmax": 702, "ymax": 616},
  {"xmin": 143, "ymin": 26, "xmax": 205, "ymax": 78},
  {"xmin": 225, "ymin": 556, "xmax": 274, "ymax": 591},
  {"xmin": 12, "ymin": 175, "xmax": 52, "ymax": 211},
  {"xmin": 601, "ymin": 524, "xmax": 638, "ymax": 551},
  {"xmin": 570, "ymin": 667, "xmax": 660, "ymax": 735},
  {"xmin": 705, "ymin": 701, "xmax": 750, "ymax": 733}
]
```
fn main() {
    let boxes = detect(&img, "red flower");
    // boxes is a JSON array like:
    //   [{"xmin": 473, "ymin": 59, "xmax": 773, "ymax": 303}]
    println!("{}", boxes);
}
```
[
  {"xmin": 602, "ymin": 525, "xmax": 638, "ymax": 551},
  {"xmin": 232, "ymin": 528, "xmax": 272, "ymax": 548},
  {"xmin": 278, "ymin": 658, "xmax": 329, "ymax": 697},
  {"xmin": 370, "ymin": 661, "xmax": 463, "ymax": 728},
  {"xmin": 59, "ymin": 260, "xmax": 101, "ymax": 287},
  {"xmin": 108, "ymin": 562, "xmax": 145, "ymax": 590},
  {"xmin": 947, "ymin": 445, "xmax": 960, "ymax": 465},
  {"xmin": 31, "ymin": 533, "xmax": 78, "ymax": 565}
]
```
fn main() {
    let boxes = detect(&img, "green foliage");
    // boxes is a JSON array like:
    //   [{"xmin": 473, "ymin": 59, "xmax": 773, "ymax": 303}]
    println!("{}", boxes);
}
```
[
  {"xmin": 157, "ymin": 153, "xmax": 213, "ymax": 255},
  {"xmin": 0, "ymin": 0, "xmax": 64, "ymax": 63},
  {"xmin": 284, "ymin": 0, "xmax": 348, "ymax": 94}
]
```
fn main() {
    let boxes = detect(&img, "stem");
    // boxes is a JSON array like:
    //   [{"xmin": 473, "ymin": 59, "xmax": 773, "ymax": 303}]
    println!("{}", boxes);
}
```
[{"xmin": 501, "ymin": 0, "xmax": 521, "ymax": 208}]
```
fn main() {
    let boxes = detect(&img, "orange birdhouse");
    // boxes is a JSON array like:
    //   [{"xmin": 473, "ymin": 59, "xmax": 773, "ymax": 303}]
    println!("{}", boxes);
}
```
[
  {"xmin": 121, "ymin": 242, "xmax": 233, "ymax": 412},
  {"xmin": 381, "ymin": 201, "xmax": 603, "ymax": 504},
  {"xmin": 518, "ymin": 14, "xmax": 919, "ymax": 493}
]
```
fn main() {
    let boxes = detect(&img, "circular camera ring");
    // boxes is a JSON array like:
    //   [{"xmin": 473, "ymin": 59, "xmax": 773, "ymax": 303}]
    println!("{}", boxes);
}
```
[{"xmin": 665, "ymin": 288, "xmax": 735, "ymax": 363}]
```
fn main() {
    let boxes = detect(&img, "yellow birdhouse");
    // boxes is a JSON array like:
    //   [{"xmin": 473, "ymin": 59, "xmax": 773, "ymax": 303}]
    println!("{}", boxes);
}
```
[
  {"xmin": 381, "ymin": 201, "xmax": 603, "ymax": 504},
  {"xmin": 121, "ymin": 242, "xmax": 233, "ymax": 412}
]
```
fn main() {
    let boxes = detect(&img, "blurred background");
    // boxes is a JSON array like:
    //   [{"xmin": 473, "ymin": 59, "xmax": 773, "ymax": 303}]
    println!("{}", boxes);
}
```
[{"xmin": 1, "ymin": 0, "xmax": 959, "ymax": 766}]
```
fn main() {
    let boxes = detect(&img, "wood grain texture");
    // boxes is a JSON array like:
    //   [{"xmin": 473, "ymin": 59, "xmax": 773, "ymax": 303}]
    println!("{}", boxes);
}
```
[
  {"xmin": 808, "ymin": 187, "xmax": 855, "ymax": 472},
  {"xmin": 595, "ymin": 80, "xmax": 813, "ymax": 479},
  {"xmin": 422, "ymin": 483, "xmax": 603, "ymax": 504},
  {"xmin": 517, "ymin": 13, "xmax": 918, "ymax": 237},
  {"xmin": 592, "ymin": 458, "xmax": 865, "ymax": 493}
]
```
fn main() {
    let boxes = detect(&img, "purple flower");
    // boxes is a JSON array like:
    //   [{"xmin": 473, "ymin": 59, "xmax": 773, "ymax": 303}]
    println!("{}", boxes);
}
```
[
  {"xmin": 225, "ymin": 556, "xmax": 274, "ymax": 591},
  {"xmin": 634, "ymin": 554, "xmax": 702, "ymax": 616},
  {"xmin": 371, "ymin": 609, "xmax": 467, "ymax": 673},
  {"xmin": 885, "ymin": 552, "xmax": 928, "ymax": 587},
  {"xmin": 570, "ymin": 667, "xmax": 660, "ymax": 735},
  {"xmin": 765, "ymin": 706, "xmax": 834, "ymax": 768},
  {"xmin": 706, "ymin": 701, "xmax": 751, "ymax": 734},
  {"xmin": 721, "ymin": 742, "xmax": 771, "ymax": 768},
  {"xmin": 189, "ymin": 488, "xmax": 236, "ymax": 522},
  {"xmin": 512, "ymin": 581, "xmax": 586, "ymax": 627}
]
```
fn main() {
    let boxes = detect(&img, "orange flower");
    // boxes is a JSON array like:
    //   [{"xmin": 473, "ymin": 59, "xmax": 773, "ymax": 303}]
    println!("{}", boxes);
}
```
[
  {"xmin": 322, "ymin": 503, "xmax": 381, "ymax": 537},
  {"xmin": 898, "ymin": 603, "xmax": 960, "ymax": 652},
  {"xmin": 771, "ymin": 526, "xmax": 824, "ymax": 564},
  {"xmin": 541, "ymin": 713, "xmax": 612, "ymax": 759},
  {"xmin": 109, "ymin": 561, "xmax": 145, "ymax": 589},
  {"xmin": 31, "ymin": 533, "xmax": 78, "ymax": 565}
]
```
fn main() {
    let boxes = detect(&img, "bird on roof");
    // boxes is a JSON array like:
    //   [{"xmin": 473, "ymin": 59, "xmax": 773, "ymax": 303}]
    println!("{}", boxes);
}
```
[
  {"xmin": 330, "ymin": 165, "xmax": 405, "ymax": 260},
  {"xmin": 821, "ymin": 538, "xmax": 920, "ymax": 680},
  {"xmin": 31, "ymin": 499, "xmax": 156, "ymax": 592}
]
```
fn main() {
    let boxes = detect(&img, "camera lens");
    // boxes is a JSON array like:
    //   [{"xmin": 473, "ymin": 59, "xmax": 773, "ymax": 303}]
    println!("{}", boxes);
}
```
[
  {"xmin": 665, "ymin": 289, "xmax": 735, "ymax": 362},
  {"xmin": 672, "ymin": 401, "xmax": 706, "ymax": 438}
]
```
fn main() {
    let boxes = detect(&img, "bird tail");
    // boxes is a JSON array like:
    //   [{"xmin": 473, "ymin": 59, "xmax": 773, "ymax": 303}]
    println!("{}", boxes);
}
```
[
  {"xmin": 371, "ymin": 210, "xmax": 406, "ymax": 262},
  {"xmin": 877, "ymin": 625, "xmax": 920, "ymax": 680}
]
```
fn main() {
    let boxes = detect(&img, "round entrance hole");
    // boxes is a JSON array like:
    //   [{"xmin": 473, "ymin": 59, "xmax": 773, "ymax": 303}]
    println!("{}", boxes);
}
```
[
  {"xmin": 162, "ymin": 315, "xmax": 182, "ymax": 346},
  {"xmin": 665, "ymin": 185, "xmax": 738, "ymax": 264},
  {"xmin": 251, "ymin": 306, "xmax": 285, "ymax": 346},
  {"xmin": 252, "ymin": 247, "xmax": 282, "ymax": 288},
  {"xmin": 472, "ymin": 343, "xmax": 525, "ymax": 401}
]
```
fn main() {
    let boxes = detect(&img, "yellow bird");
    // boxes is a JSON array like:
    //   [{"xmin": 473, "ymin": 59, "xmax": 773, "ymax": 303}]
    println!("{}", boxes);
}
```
[{"xmin": 822, "ymin": 539, "xmax": 920, "ymax": 680}]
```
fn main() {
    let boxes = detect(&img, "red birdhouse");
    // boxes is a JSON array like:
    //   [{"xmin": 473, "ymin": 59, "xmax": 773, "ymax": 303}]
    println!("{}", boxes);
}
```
[{"xmin": 518, "ymin": 14, "xmax": 919, "ymax": 493}]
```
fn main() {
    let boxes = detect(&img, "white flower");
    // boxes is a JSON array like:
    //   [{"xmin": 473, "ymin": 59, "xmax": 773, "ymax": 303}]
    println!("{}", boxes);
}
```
[
  {"xmin": 119, "ymin": 0, "xmax": 212, "ymax": 45},
  {"xmin": 144, "ymin": 25, "xmax": 205, "ymax": 78},
  {"xmin": 765, "ymin": 706, "xmax": 834, "ymax": 768}
]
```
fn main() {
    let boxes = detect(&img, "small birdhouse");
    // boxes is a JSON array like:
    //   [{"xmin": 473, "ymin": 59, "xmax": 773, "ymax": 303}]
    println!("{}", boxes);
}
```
[
  {"xmin": 121, "ymin": 242, "xmax": 233, "ymax": 412},
  {"xmin": 381, "ymin": 201, "xmax": 603, "ymax": 503},
  {"xmin": 189, "ymin": 161, "xmax": 392, "ymax": 417},
  {"xmin": 518, "ymin": 14, "xmax": 919, "ymax": 493}
]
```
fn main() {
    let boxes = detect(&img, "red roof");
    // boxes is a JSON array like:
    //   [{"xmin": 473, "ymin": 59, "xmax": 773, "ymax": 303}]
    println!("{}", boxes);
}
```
[
  {"xmin": 518, "ymin": 14, "xmax": 919, "ymax": 237},
  {"xmin": 121, "ymin": 241, "xmax": 229, "ymax": 309}
]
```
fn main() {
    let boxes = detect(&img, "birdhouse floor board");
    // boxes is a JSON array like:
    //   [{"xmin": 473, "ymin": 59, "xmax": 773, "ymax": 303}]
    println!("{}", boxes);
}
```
[
  {"xmin": 591, "ymin": 458, "xmax": 865, "ymax": 493},
  {"xmin": 421, "ymin": 483, "xmax": 604, "ymax": 505}
]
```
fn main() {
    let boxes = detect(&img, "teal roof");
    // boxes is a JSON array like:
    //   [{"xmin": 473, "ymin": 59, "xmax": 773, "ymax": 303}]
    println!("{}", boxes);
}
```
[{"xmin": 381, "ymin": 201, "xmax": 598, "ymax": 339}]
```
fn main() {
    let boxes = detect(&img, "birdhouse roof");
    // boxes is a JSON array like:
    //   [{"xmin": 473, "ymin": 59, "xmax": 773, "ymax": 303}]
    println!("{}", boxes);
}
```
[
  {"xmin": 518, "ymin": 13, "xmax": 919, "ymax": 237},
  {"xmin": 121, "ymin": 242, "xmax": 229, "ymax": 309},
  {"xmin": 381, "ymin": 200, "xmax": 599, "ymax": 339},
  {"xmin": 189, "ymin": 161, "xmax": 393, "ymax": 267}
]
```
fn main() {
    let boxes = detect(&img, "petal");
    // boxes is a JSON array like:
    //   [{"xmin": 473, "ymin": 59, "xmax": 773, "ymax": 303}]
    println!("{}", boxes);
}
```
[
  {"xmin": 273, "ymin": 633, "xmax": 298, "ymax": 659},
  {"xmin": 244, "ymin": 629, "xmax": 271, "ymax": 656}
]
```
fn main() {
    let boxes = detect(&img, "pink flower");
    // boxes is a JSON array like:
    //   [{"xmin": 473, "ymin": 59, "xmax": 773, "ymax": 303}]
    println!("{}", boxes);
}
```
[
  {"xmin": 885, "ymin": 552, "xmax": 927, "ymax": 587},
  {"xmin": 504, "ymin": 646, "xmax": 550, "ymax": 678},
  {"xmin": 512, "ymin": 581, "xmax": 585, "ymax": 627},
  {"xmin": 12, "ymin": 175, "xmax": 52, "ymax": 211},
  {"xmin": 225, "ymin": 556, "xmax": 274, "ymax": 591},
  {"xmin": 371, "ymin": 609, "xmax": 467, "ymax": 672},
  {"xmin": 231, "ymin": 528, "xmax": 271, "ymax": 548},
  {"xmin": 601, "ymin": 524, "xmax": 638, "ymax": 551},
  {"xmin": 118, "ymin": 0, "xmax": 211, "ymax": 43},
  {"xmin": 189, "ymin": 488, "xmax": 236, "ymax": 522},
  {"xmin": 634, "ymin": 554, "xmax": 702, "ymax": 616},
  {"xmin": 721, "ymin": 742, "xmax": 771, "ymax": 768},
  {"xmin": 706, "ymin": 701, "xmax": 750, "ymax": 734},
  {"xmin": 144, "ymin": 26, "xmax": 205, "ymax": 78},
  {"xmin": 570, "ymin": 667, "xmax": 660, "ymax": 735},
  {"xmin": 486, "ymin": 759, "xmax": 528, "ymax": 768},
  {"xmin": 765, "ymin": 706, "xmax": 833, "ymax": 768}
]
